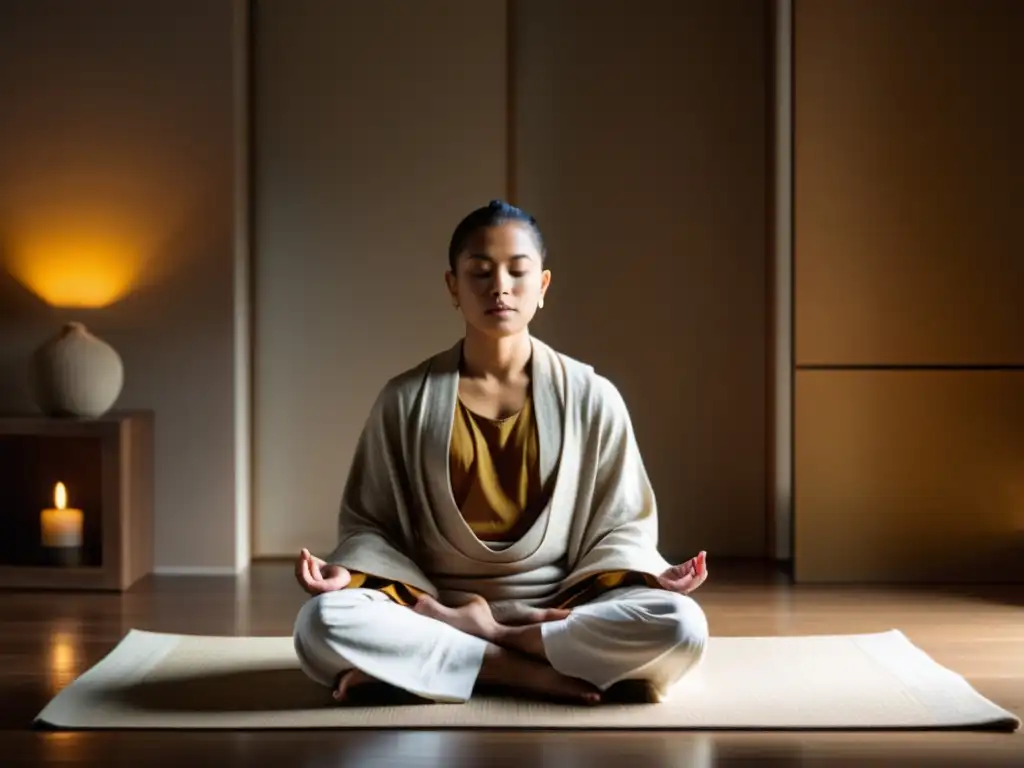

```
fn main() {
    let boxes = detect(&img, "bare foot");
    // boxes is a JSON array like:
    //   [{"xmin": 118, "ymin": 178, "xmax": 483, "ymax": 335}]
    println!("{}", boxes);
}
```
[
  {"xmin": 414, "ymin": 594, "xmax": 498, "ymax": 641},
  {"xmin": 478, "ymin": 643, "xmax": 602, "ymax": 706},
  {"xmin": 332, "ymin": 668, "xmax": 378, "ymax": 703},
  {"xmin": 332, "ymin": 648, "xmax": 599, "ymax": 707}
]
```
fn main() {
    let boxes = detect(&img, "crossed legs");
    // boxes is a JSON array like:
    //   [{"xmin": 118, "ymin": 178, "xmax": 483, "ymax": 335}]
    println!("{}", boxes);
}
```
[{"xmin": 293, "ymin": 585, "xmax": 708, "ymax": 704}]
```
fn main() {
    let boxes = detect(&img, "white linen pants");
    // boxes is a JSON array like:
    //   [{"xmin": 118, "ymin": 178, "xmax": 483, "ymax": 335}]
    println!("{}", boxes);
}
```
[{"xmin": 293, "ymin": 585, "xmax": 709, "ymax": 703}]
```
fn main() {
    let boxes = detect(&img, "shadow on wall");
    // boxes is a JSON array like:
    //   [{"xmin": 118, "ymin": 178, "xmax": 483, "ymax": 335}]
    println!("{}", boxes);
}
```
[
  {"xmin": 0, "ymin": 254, "xmax": 58, "ymax": 413},
  {"xmin": 933, "ymin": 531, "xmax": 1024, "ymax": 607},
  {"xmin": 863, "ymin": 531, "xmax": 1024, "ymax": 608}
]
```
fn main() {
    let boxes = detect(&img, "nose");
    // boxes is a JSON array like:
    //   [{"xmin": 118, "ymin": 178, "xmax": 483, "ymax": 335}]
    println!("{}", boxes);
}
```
[{"xmin": 490, "ymin": 270, "xmax": 512, "ymax": 295}]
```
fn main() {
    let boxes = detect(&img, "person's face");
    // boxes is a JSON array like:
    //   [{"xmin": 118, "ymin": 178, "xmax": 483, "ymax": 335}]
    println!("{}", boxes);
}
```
[{"xmin": 445, "ymin": 223, "xmax": 551, "ymax": 339}]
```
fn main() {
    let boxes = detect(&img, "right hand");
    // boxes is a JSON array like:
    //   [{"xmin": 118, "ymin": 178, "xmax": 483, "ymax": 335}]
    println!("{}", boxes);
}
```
[{"xmin": 295, "ymin": 548, "xmax": 351, "ymax": 596}]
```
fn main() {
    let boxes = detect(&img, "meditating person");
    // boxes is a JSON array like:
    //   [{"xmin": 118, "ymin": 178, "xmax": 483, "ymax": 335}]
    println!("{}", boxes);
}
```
[{"xmin": 292, "ymin": 200, "xmax": 710, "ymax": 706}]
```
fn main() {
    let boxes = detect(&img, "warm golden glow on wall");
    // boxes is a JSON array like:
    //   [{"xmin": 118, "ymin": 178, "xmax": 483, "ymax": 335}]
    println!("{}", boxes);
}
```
[
  {"xmin": 5, "ymin": 230, "xmax": 142, "ymax": 308},
  {"xmin": 1, "ymin": 188, "xmax": 189, "ymax": 308}
]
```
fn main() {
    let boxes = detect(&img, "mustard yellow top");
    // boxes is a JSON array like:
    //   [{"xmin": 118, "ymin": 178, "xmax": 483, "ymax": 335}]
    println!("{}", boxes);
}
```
[
  {"xmin": 345, "ymin": 392, "xmax": 658, "ymax": 607},
  {"xmin": 449, "ymin": 394, "xmax": 543, "ymax": 542}
]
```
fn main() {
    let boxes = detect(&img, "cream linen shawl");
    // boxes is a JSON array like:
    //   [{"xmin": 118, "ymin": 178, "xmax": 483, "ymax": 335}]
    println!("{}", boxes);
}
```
[{"xmin": 327, "ymin": 336, "xmax": 672, "ymax": 617}]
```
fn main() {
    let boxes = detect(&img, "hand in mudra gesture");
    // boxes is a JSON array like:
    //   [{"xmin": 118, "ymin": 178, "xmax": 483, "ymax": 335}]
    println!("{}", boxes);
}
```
[
  {"xmin": 295, "ymin": 548, "xmax": 351, "ymax": 595},
  {"xmin": 657, "ymin": 550, "xmax": 708, "ymax": 595}
]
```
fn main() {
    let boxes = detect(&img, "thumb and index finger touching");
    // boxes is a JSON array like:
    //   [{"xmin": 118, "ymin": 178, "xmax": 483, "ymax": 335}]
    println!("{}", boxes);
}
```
[
  {"xmin": 684, "ymin": 550, "xmax": 707, "ymax": 574},
  {"xmin": 297, "ymin": 548, "xmax": 326, "ymax": 590},
  {"xmin": 299, "ymin": 548, "xmax": 353, "ymax": 593},
  {"xmin": 695, "ymin": 550, "xmax": 708, "ymax": 573}
]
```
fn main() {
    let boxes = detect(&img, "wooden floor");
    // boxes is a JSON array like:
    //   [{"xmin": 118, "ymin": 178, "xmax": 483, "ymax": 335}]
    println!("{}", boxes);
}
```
[{"xmin": 1, "ymin": 561, "xmax": 1021, "ymax": 767}]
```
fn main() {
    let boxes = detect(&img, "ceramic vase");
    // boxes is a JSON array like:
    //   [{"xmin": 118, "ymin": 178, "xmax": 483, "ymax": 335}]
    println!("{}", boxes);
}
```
[{"xmin": 30, "ymin": 322, "xmax": 124, "ymax": 418}]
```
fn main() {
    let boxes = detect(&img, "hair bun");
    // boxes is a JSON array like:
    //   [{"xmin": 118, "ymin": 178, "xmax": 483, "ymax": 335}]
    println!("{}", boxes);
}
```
[{"xmin": 488, "ymin": 199, "xmax": 506, "ymax": 208}]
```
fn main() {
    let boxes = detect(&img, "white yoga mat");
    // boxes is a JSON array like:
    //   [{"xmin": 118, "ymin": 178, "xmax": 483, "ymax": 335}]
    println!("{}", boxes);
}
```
[{"xmin": 34, "ymin": 628, "xmax": 1020, "ymax": 731}]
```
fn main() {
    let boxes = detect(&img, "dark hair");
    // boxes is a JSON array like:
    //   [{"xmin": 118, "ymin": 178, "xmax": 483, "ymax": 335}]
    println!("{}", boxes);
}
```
[{"xmin": 447, "ymin": 199, "xmax": 546, "ymax": 271}]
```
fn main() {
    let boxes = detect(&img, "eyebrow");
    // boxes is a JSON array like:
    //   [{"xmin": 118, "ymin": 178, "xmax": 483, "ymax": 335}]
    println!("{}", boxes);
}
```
[{"xmin": 467, "ymin": 254, "xmax": 533, "ymax": 263}]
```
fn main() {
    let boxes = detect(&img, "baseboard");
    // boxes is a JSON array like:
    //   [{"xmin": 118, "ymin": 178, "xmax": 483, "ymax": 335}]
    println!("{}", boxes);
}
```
[
  {"xmin": 152, "ymin": 566, "xmax": 243, "ymax": 577},
  {"xmin": 250, "ymin": 554, "xmax": 297, "ymax": 563}
]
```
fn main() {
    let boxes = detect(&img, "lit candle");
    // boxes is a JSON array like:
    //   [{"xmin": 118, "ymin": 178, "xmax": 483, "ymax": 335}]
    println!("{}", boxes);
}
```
[{"xmin": 40, "ymin": 482, "xmax": 83, "ymax": 548}]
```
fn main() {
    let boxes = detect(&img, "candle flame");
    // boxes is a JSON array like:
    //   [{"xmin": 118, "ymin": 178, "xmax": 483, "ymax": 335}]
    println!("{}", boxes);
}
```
[{"xmin": 54, "ymin": 482, "xmax": 67, "ymax": 510}]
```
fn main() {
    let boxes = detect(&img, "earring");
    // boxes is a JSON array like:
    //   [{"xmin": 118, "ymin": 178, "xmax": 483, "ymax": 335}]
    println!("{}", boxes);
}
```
[{"xmin": 539, "ymin": 298, "xmax": 545, "ymax": 309}]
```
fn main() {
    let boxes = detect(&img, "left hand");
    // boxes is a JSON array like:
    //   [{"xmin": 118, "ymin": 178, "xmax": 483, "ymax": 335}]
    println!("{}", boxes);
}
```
[{"xmin": 657, "ymin": 550, "xmax": 708, "ymax": 594}]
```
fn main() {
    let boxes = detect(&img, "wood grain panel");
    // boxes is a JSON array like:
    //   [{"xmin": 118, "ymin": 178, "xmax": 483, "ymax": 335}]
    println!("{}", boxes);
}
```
[
  {"xmin": 795, "ymin": 0, "xmax": 1024, "ymax": 365},
  {"xmin": 795, "ymin": 370, "xmax": 1024, "ymax": 583}
]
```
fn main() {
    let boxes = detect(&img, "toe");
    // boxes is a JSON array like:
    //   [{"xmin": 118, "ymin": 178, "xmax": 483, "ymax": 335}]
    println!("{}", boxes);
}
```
[{"xmin": 333, "ymin": 669, "xmax": 355, "ymax": 702}]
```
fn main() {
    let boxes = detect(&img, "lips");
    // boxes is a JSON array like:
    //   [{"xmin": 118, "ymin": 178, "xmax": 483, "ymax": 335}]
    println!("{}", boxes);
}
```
[{"xmin": 486, "ymin": 305, "xmax": 514, "ymax": 314}]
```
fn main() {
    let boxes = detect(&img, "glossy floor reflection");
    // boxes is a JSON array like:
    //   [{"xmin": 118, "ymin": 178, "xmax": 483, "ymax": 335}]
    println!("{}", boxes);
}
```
[{"xmin": 2, "ymin": 561, "xmax": 1021, "ymax": 767}]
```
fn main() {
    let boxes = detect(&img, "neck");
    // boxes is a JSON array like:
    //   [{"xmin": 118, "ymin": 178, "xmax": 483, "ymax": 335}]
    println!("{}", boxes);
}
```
[{"xmin": 461, "ymin": 327, "xmax": 532, "ymax": 382}]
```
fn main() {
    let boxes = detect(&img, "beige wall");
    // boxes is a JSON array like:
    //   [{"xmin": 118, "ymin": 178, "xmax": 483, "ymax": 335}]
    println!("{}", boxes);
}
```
[
  {"xmin": 252, "ymin": 0, "xmax": 508, "ymax": 555},
  {"xmin": 514, "ymin": 0, "xmax": 768, "ymax": 560},
  {"xmin": 0, "ymin": 0, "xmax": 250, "ymax": 573},
  {"xmin": 253, "ymin": 0, "xmax": 769, "ymax": 561},
  {"xmin": 793, "ymin": 0, "xmax": 1024, "ymax": 581},
  {"xmin": 5, "ymin": 1, "xmax": 1014, "ymax": 578}
]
